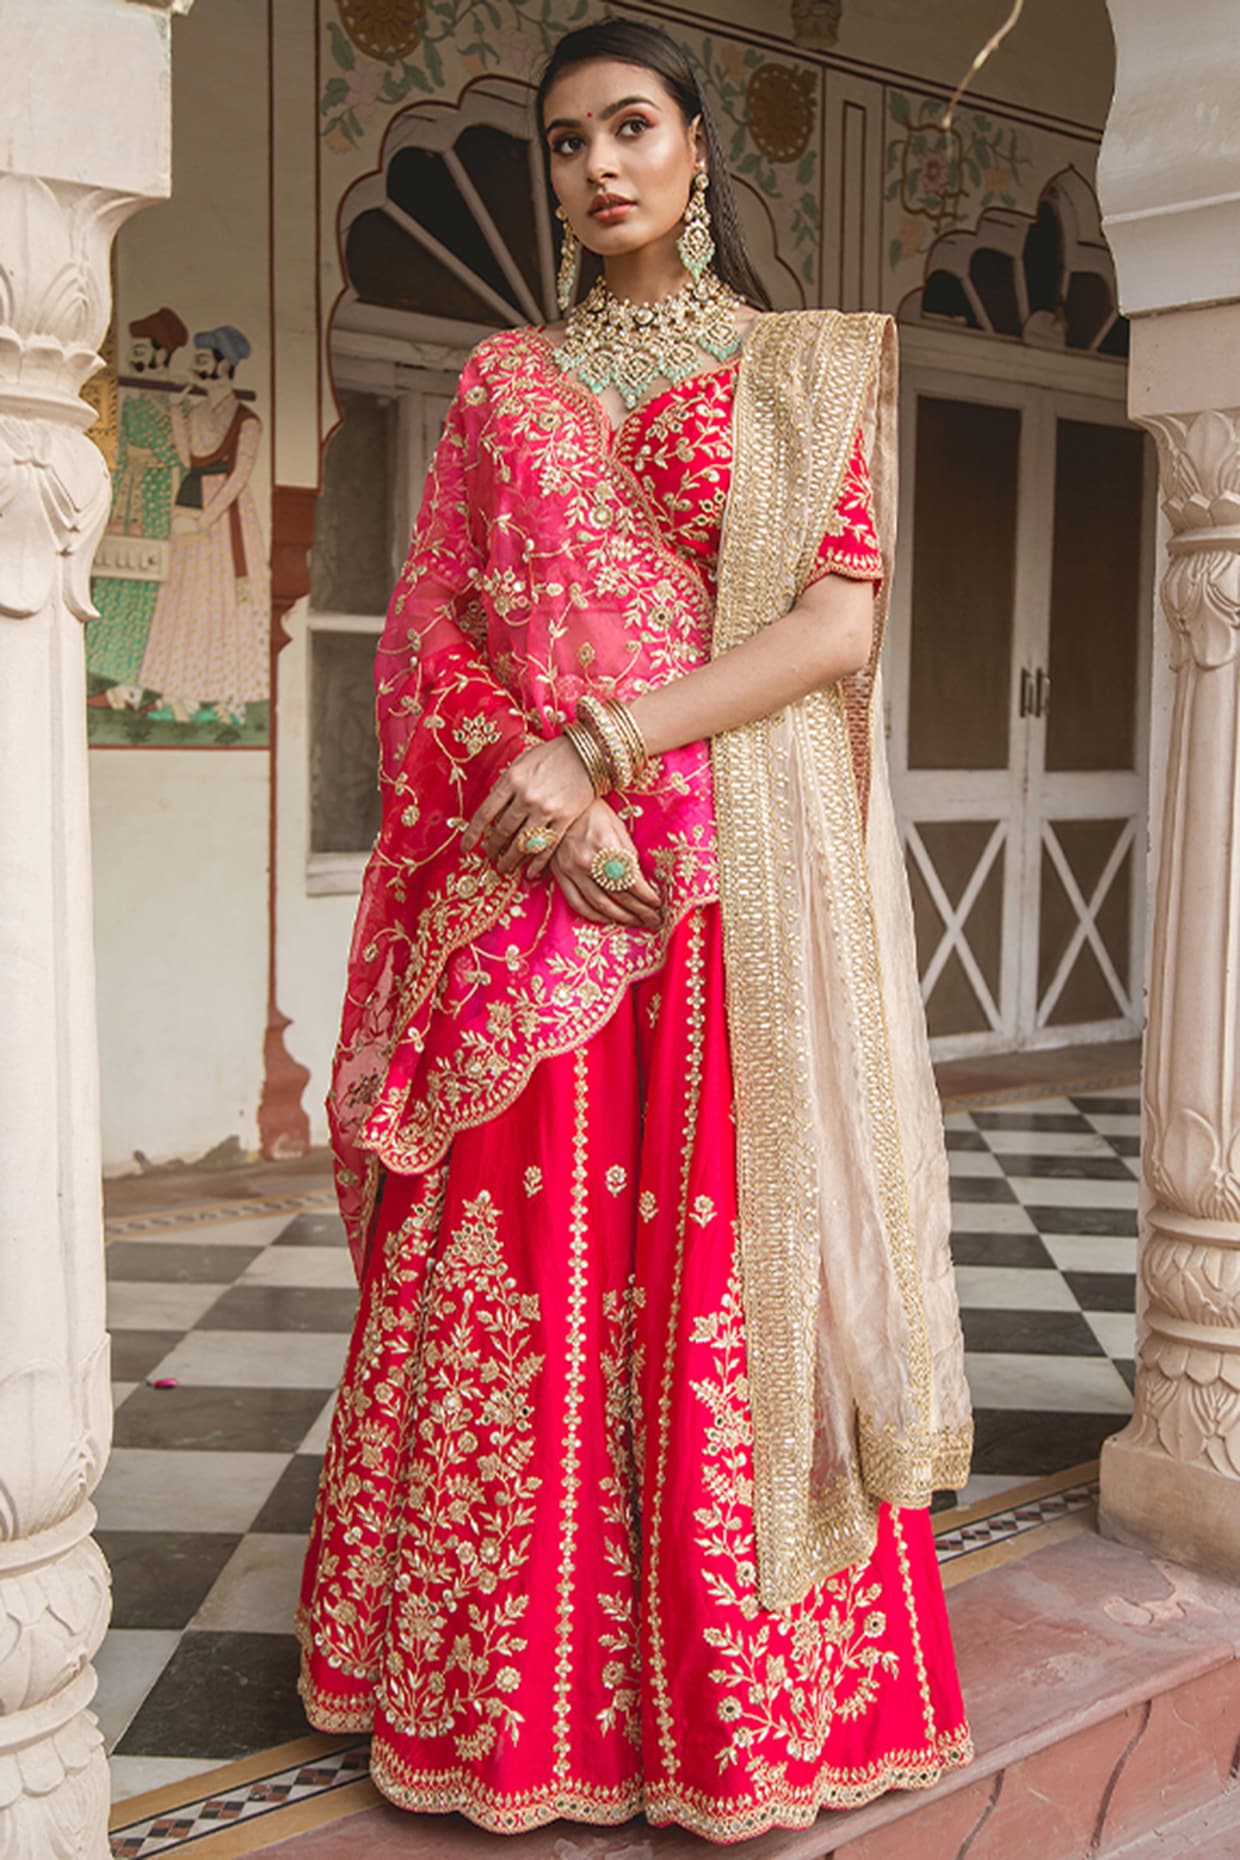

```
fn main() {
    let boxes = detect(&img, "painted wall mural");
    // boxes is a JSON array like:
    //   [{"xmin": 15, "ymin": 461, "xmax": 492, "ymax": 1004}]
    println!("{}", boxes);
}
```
[
  {"xmin": 881, "ymin": 85, "xmax": 1099, "ymax": 327},
  {"xmin": 319, "ymin": 0, "xmax": 822, "ymax": 290},
  {"xmin": 884, "ymin": 89, "xmax": 1029, "ymax": 269},
  {"xmin": 86, "ymin": 313, "xmax": 270, "ymax": 747}
]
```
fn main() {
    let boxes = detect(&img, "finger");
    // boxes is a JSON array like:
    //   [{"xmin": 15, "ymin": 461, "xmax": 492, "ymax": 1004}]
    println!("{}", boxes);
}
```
[
  {"xmin": 628, "ymin": 869, "xmax": 662, "ymax": 910},
  {"xmin": 482, "ymin": 797, "xmax": 526, "ymax": 861},
  {"xmin": 556, "ymin": 872, "xmax": 608, "ymax": 925},
  {"xmin": 462, "ymin": 784, "xmax": 512, "ymax": 853},
  {"xmin": 577, "ymin": 877, "xmax": 649, "ymax": 927},
  {"xmin": 524, "ymin": 837, "xmax": 562, "ymax": 881},
  {"xmin": 496, "ymin": 820, "xmax": 547, "ymax": 876}
]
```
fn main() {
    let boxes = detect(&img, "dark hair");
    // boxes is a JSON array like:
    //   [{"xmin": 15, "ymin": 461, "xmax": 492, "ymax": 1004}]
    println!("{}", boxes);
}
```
[{"xmin": 535, "ymin": 18, "xmax": 772, "ymax": 310}]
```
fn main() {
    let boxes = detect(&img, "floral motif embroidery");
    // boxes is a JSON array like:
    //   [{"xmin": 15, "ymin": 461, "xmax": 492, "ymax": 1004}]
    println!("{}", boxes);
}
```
[
  {"xmin": 639, "ymin": 1190, "xmax": 658, "ymax": 1223},
  {"xmin": 605, "ymin": 1164, "xmax": 628, "ymax": 1196},
  {"xmin": 597, "ymin": 1278, "xmax": 647, "ymax": 1746},
  {"xmin": 691, "ymin": 1271, "xmax": 899, "ymax": 1778},
  {"xmin": 690, "ymin": 1193, "xmax": 717, "ymax": 1227},
  {"xmin": 523, "ymin": 1165, "xmax": 543, "ymax": 1196},
  {"xmin": 380, "ymin": 1189, "xmax": 545, "ymax": 1760},
  {"xmin": 298, "ymin": 1171, "xmax": 448, "ymax": 1691}
]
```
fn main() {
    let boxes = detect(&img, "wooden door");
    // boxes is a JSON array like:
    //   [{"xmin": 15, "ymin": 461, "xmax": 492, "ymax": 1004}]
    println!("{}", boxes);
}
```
[{"xmin": 886, "ymin": 366, "xmax": 1153, "ymax": 1057}]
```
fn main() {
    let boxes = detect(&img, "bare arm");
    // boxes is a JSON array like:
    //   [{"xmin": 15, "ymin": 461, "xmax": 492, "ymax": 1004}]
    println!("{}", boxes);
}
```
[{"xmin": 628, "ymin": 570, "xmax": 874, "ymax": 757}]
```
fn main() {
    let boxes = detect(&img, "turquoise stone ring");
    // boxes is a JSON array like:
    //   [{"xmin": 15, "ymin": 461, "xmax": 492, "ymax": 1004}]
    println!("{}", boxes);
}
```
[{"xmin": 590, "ymin": 847, "xmax": 638, "ymax": 893}]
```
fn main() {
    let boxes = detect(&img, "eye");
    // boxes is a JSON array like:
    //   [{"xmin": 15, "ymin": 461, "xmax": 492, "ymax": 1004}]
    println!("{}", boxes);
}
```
[
  {"xmin": 549, "ymin": 133, "xmax": 583, "ymax": 157},
  {"xmin": 617, "ymin": 114, "xmax": 653, "ymax": 137}
]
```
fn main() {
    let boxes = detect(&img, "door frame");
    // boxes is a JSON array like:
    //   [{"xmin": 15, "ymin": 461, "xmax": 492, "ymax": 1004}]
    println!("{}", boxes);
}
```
[{"xmin": 885, "ymin": 332, "xmax": 1153, "ymax": 1060}]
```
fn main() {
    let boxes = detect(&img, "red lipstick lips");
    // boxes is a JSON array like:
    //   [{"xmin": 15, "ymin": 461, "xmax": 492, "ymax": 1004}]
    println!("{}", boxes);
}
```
[{"xmin": 589, "ymin": 193, "xmax": 635, "ymax": 223}]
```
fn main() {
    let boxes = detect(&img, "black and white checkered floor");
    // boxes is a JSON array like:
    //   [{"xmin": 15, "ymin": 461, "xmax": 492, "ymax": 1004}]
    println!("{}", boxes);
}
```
[{"xmin": 97, "ymin": 1086, "xmax": 1139, "ymax": 1806}]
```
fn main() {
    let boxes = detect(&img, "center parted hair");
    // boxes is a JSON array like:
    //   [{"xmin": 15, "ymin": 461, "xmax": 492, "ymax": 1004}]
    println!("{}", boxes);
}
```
[{"xmin": 535, "ymin": 18, "xmax": 772, "ymax": 311}]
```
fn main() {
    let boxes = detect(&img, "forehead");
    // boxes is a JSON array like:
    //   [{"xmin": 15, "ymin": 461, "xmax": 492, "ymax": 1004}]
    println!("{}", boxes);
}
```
[{"xmin": 542, "ymin": 57, "xmax": 675, "ymax": 124}]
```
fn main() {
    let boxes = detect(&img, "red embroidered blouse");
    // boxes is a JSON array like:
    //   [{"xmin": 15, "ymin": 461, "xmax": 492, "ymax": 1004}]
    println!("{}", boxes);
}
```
[{"xmin": 612, "ymin": 356, "xmax": 883, "ymax": 596}]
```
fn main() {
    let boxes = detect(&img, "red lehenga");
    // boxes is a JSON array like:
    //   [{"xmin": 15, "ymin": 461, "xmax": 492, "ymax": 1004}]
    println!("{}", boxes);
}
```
[{"xmin": 298, "ymin": 324, "xmax": 973, "ymax": 1840}]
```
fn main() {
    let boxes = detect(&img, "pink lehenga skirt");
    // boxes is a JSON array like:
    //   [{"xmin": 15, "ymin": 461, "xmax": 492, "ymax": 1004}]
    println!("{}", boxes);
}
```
[{"xmin": 297, "ymin": 902, "xmax": 972, "ymax": 1841}]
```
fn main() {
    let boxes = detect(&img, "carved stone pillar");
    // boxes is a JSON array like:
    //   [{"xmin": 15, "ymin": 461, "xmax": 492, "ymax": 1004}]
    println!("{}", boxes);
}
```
[
  {"xmin": 0, "ymin": 3, "xmax": 181, "ymax": 1852},
  {"xmin": 1098, "ymin": 404, "xmax": 1240, "ymax": 1577},
  {"xmin": 1098, "ymin": 0, "xmax": 1240, "ymax": 1578}
]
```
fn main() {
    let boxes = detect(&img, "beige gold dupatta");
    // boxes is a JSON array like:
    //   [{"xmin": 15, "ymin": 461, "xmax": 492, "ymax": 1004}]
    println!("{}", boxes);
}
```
[{"xmin": 712, "ymin": 309, "xmax": 973, "ymax": 1610}]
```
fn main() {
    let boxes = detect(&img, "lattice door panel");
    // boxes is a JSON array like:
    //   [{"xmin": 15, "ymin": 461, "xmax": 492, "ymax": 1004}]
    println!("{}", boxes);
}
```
[
  {"xmin": 1036, "ymin": 816, "xmax": 1136, "ymax": 1030},
  {"xmin": 905, "ymin": 818, "xmax": 1008, "ymax": 1040}
]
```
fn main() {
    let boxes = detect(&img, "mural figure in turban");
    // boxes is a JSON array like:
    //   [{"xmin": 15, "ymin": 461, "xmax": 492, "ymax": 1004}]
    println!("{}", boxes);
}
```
[
  {"xmin": 87, "ymin": 305, "xmax": 189, "ymax": 702},
  {"xmin": 138, "ymin": 324, "xmax": 270, "ymax": 727}
]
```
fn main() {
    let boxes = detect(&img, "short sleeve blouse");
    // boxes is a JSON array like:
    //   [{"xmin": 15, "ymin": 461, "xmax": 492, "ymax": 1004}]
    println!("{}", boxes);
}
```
[{"xmin": 612, "ymin": 356, "xmax": 883, "ymax": 598}]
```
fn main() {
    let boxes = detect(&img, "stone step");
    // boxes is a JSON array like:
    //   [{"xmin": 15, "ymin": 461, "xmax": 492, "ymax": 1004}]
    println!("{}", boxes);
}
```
[
  {"xmin": 1103, "ymin": 1786, "xmax": 1240, "ymax": 1860},
  {"xmin": 246, "ymin": 1524, "xmax": 1240, "ymax": 1860}
]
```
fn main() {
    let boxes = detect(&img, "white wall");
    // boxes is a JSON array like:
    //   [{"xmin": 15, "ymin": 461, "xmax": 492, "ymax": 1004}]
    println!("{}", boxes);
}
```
[
  {"xmin": 275, "ymin": 601, "xmax": 357, "ymax": 1148},
  {"xmin": 90, "ymin": 751, "xmax": 268, "ymax": 1169}
]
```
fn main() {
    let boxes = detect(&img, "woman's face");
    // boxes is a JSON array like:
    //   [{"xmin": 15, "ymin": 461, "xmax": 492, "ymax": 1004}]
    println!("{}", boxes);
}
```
[{"xmin": 543, "ymin": 58, "xmax": 703, "ymax": 261}]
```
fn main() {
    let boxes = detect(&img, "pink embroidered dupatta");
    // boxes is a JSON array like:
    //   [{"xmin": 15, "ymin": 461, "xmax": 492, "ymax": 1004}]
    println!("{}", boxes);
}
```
[{"xmin": 329, "ymin": 328, "xmax": 721, "ymax": 1262}]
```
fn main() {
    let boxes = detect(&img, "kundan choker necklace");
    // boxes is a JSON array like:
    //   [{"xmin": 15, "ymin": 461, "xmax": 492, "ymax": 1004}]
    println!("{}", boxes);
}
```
[{"xmin": 553, "ymin": 271, "xmax": 746, "ymax": 411}]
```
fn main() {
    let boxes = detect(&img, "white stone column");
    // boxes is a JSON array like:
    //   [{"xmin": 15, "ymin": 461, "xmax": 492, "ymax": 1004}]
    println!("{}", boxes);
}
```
[
  {"xmin": 0, "ymin": 3, "xmax": 185, "ymax": 1852},
  {"xmin": 1097, "ymin": 0, "xmax": 1240, "ymax": 1579}
]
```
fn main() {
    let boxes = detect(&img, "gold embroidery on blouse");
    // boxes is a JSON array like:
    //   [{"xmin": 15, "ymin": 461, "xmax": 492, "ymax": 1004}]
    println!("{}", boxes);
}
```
[{"xmin": 597, "ymin": 1277, "xmax": 646, "ymax": 1748}]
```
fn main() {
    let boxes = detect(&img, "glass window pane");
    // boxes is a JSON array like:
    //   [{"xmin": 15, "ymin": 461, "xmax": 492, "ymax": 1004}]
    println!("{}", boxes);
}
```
[
  {"xmin": 907, "ymin": 397, "xmax": 1020, "ymax": 770},
  {"xmin": 1045, "ymin": 420, "xmax": 1145, "ymax": 773},
  {"xmin": 310, "ymin": 630, "xmax": 380, "ymax": 855},
  {"xmin": 309, "ymin": 389, "xmax": 399, "ymax": 616}
]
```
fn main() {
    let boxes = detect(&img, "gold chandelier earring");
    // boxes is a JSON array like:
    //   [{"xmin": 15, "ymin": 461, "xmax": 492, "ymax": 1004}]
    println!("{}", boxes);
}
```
[
  {"xmin": 677, "ymin": 166, "xmax": 715, "ymax": 284},
  {"xmin": 556, "ymin": 206, "xmax": 581, "ymax": 314}
]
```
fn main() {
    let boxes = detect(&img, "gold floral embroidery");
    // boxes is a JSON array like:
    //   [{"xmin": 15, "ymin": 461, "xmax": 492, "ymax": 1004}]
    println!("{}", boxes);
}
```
[
  {"xmin": 690, "ymin": 1193, "xmax": 717, "ymax": 1227},
  {"xmin": 523, "ymin": 1165, "xmax": 543, "ymax": 1196},
  {"xmin": 691, "ymin": 1267, "xmax": 900, "ymax": 1780},
  {"xmin": 645, "ymin": 907, "xmax": 707, "ymax": 1780},
  {"xmin": 552, "ymin": 1048, "xmax": 590, "ymax": 1783},
  {"xmin": 298, "ymin": 1172, "xmax": 448, "ymax": 1693},
  {"xmin": 605, "ymin": 1164, "xmax": 628, "ymax": 1196},
  {"xmin": 378, "ymin": 1188, "xmax": 545, "ymax": 1760},
  {"xmin": 639, "ymin": 1190, "xmax": 657, "ymax": 1222},
  {"xmin": 597, "ymin": 1277, "xmax": 647, "ymax": 1747}
]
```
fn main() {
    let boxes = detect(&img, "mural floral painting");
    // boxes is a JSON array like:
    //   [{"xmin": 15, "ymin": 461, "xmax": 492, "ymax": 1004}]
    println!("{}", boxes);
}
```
[{"xmin": 884, "ymin": 89, "xmax": 1028, "ymax": 268}]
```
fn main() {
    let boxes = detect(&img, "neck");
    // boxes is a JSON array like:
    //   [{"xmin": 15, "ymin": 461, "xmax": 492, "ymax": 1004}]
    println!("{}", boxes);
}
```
[{"xmin": 601, "ymin": 234, "xmax": 691, "ymax": 304}]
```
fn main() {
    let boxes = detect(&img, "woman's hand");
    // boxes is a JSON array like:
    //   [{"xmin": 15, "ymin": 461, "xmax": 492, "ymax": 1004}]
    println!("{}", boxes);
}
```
[
  {"xmin": 461, "ymin": 735, "xmax": 596, "ymax": 875},
  {"xmin": 550, "ymin": 800, "xmax": 662, "ymax": 931}
]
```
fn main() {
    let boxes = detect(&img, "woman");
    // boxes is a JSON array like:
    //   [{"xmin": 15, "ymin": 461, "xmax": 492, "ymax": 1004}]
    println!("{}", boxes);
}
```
[{"xmin": 299, "ymin": 18, "xmax": 975, "ymax": 1842}]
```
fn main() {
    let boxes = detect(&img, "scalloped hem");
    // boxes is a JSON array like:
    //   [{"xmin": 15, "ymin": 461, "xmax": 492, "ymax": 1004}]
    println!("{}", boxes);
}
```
[{"xmin": 300, "ymin": 1692, "xmax": 974, "ymax": 1846}]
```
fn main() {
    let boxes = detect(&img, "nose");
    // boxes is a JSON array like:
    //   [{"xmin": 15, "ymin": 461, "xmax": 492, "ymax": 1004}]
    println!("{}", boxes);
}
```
[{"xmin": 584, "ymin": 138, "xmax": 619, "ymax": 186}]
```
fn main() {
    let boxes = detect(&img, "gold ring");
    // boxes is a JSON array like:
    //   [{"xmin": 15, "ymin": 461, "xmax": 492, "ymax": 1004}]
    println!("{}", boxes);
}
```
[
  {"xmin": 590, "ymin": 847, "xmax": 637, "ymax": 893},
  {"xmin": 518, "ymin": 825, "xmax": 553, "ymax": 857}
]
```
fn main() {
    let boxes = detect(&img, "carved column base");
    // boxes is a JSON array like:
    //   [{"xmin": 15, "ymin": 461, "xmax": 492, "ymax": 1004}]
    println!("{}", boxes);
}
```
[
  {"xmin": 0, "ymin": 1506, "xmax": 112, "ymax": 1859},
  {"xmin": 1100, "ymin": 1435, "xmax": 1240, "ymax": 1581},
  {"xmin": 1099, "ymin": 1203, "xmax": 1240, "ymax": 1580}
]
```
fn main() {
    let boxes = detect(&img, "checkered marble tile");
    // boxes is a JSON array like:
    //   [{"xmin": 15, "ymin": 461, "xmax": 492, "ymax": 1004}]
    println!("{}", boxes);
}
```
[{"xmin": 98, "ymin": 1084, "xmax": 1140, "ymax": 1804}]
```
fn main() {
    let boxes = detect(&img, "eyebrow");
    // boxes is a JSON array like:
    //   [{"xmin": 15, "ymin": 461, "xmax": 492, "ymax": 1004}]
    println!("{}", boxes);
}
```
[{"xmin": 544, "ymin": 95, "xmax": 660, "ymax": 134}]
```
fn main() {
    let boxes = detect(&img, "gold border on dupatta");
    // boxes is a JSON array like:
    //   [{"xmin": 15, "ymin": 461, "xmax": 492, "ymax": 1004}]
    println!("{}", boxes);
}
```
[{"xmin": 711, "ymin": 311, "xmax": 969, "ymax": 1611}]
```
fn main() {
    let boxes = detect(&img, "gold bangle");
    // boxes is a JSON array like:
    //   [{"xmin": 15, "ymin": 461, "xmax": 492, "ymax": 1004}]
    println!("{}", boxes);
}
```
[
  {"xmin": 604, "ymin": 698, "xmax": 648, "ymax": 780},
  {"xmin": 577, "ymin": 694, "xmax": 633, "ymax": 789},
  {"xmin": 563, "ymin": 720, "xmax": 611, "ymax": 794}
]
